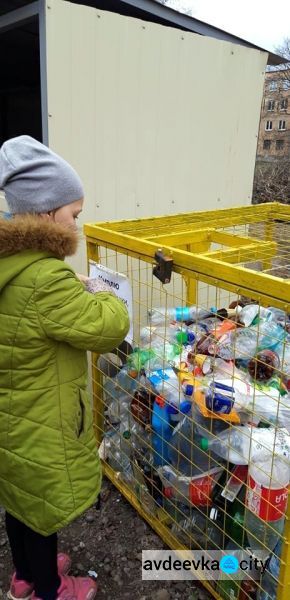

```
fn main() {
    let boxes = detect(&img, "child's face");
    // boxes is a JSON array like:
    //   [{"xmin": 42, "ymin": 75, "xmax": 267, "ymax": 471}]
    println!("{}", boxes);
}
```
[{"xmin": 49, "ymin": 198, "xmax": 84, "ymax": 230}]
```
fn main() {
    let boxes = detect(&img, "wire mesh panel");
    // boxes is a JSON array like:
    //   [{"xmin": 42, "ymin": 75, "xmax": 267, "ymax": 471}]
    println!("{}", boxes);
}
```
[{"xmin": 85, "ymin": 203, "xmax": 290, "ymax": 600}]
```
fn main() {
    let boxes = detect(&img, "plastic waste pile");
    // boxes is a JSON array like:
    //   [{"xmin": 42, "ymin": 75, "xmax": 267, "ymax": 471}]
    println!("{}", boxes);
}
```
[{"xmin": 100, "ymin": 300, "xmax": 290, "ymax": 599}]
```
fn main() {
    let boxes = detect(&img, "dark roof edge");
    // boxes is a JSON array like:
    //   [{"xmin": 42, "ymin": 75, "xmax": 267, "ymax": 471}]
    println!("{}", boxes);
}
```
[{"xmin": 120, "ymin": 0, "xmax": 285, "ymax": 66}]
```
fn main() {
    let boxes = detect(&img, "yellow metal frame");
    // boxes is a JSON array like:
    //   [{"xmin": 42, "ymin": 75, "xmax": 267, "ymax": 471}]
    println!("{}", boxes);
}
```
[
  {"xmin": 85, "ymin": 202, "xmax": 290, "ymax": 311},
  {"xmin": 86, "ymin": 202, "xmax": 290, "ymax": 600}
]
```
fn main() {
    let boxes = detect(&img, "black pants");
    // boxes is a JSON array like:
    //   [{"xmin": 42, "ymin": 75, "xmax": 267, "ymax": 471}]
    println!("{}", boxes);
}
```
[{"xmin": 5, "ymin": 513, "xmax": 60, "ymax": 600}]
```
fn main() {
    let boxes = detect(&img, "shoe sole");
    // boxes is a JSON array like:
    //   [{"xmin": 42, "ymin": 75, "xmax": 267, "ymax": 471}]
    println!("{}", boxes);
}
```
[
  {"xmin": 7, "ymin": 592, "xmax": 32, "ymax": 600},
  {"xmin": 87, "ymin": 585, "xmax": 98, "ymax": 600}
]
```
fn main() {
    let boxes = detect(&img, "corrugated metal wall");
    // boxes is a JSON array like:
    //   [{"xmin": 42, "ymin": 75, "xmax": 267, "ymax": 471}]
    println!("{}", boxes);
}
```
[{"xmin": 44, "ymin": 0, "xmax": 267, "ymax": 272}]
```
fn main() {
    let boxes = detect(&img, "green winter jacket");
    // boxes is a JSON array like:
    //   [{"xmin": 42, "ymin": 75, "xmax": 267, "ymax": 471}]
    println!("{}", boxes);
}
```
[{"xmin": 0, "ymin": 216, "xmax": 129, "ymax": 535}]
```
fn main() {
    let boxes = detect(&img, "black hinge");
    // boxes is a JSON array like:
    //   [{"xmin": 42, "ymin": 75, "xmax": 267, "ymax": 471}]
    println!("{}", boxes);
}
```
[{"xmin": 153, "ymin": 250, "xmax": 173, "ymax": 284}]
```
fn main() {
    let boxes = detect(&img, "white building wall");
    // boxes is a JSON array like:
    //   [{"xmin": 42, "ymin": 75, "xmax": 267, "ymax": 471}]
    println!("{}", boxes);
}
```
[{"xmin": 45, "ymin": 0, "xmax": 267, "ymax": 272}]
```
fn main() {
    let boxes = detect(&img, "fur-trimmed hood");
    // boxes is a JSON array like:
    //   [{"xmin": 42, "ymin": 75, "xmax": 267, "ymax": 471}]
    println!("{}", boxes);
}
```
[{"xmin": 0, "ymin": 215, "xmax": 78, "ymax": 259}]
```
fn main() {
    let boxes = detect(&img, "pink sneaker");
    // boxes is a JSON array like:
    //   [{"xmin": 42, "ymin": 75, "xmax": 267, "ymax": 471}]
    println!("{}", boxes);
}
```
[
  {"xmin": 32, "ymin": 575, "xmax": 97, "ymax": 600},
  {"xmin": 7, "ymin": 554, "xmax": 72, "ymax": 600},
  {"xmin": 7, "ymin": 575, "xmax": 33, "ymax": 600}
]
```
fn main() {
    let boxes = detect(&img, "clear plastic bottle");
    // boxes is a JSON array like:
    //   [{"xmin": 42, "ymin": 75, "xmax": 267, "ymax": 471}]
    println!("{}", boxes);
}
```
[
  {"xmin": 258, "ymin": 538, "xmax": 282, "ymax": 600},
  {"xmin": 244, "ymin": 429, "xmax": 290, "ymax": 561},
  {"xmin": 148, "ymin": 305, "xmax": 215, "ymax": 326},
  {"xmin": 239, "ymin": 304, "xmax": 271, "ymax": 327},
  {"xmin": 104, "ymin": 366, "xmax": 140, "ymax": 424},
  {"xmin": 216, "ymin": 322, "xmax": 286, "ymax": 361},
  {"xmin": 140, "ymin": 324, "xmax": 195, "ymax": 346},
  {"xmin": 200, "ymin": 426, "xmax": 252, "ymax": 465},
  {"xmin": 171, "ymin": 506, "xmax": 224, "ymax": 550},
  {"xmin": 168, "ymin": 414, "xmax": 216, "ymax": 476}
]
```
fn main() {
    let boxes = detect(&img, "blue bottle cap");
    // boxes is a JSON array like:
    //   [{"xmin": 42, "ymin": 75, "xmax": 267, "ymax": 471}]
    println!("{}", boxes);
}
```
[
  {"xmin": 180, "ymin": 401, "xmax": 192, "ymax": 414},
  {"xmin": 187, "ymin": 331, "xmax": 196, "ymax": 343},
  {"xmin": 183, "ymin": 384, "xmax": 194, "ymax": 396}
]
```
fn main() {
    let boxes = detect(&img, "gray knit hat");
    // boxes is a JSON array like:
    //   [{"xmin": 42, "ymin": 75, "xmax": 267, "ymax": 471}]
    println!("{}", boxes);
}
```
[{"xmin": 0, "ymin": 135, "xmax": 84, "ymax": 214}]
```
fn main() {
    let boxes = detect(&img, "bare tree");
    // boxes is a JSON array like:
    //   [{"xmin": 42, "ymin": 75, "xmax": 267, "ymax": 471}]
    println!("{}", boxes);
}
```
[
  {"xmin": 253, "ymin": 158, "xmax": 290, "ymax": 204},
  {"xmin": 267, "ymin": 38, "xmax": 290, "ymax": 85}
]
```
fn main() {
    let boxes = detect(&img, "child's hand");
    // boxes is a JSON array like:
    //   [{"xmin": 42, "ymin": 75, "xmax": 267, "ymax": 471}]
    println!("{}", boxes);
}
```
[{"xmin": 76, "ymin": 272, "xmax": 90, "ymax": 285}]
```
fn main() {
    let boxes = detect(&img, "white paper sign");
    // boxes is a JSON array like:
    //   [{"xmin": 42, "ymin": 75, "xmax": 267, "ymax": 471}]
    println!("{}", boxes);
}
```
[{"xmin": 89, "ymin": 260, "xmax": 133, "ymax": 343}]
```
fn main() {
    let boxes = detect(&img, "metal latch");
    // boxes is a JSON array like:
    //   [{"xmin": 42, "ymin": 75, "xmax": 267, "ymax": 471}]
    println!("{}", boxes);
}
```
[{"xmin": 153, "ymin": 250, "xmax": 173, "ymax": 284}]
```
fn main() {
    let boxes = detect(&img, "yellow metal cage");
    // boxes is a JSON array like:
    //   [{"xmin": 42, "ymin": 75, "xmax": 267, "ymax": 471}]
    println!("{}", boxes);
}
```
[{"xmin": 84, "ymin": 202, "xmax": 290, "ymax": 600}]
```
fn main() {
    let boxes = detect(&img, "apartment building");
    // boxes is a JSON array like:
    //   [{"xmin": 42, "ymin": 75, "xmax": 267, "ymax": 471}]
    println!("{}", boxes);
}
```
[{"xmin": 257, "ymin": 69, "xmax": 290, "ymax": 159}]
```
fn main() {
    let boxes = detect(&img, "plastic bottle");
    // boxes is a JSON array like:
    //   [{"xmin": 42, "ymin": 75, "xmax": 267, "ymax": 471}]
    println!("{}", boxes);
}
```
[
  {"xmin": 248, "ymin": 350, "xmax": 280, "ymax": 381},
  {"xmin": 126, "ymin": 348, "xmax": 156, "ymax": 374},
  {"xmin": 209, "ymin": 376, "xmax": 290, "ymax": 431},
  {"xmin": 169, "ymin": 413, "xmax": 217, "ymax": 476},
  {"xmin": 158, "ymin": 464, "xmax": 223, "ymax": 507},
  {"xmin": 259, "ymin": 538, "xmax": 282, "ymax": 600},
  {"xmin": 171, "ymin": 507, "xmax": 208, "ymax": 547},
  {"xmin": 148, "ymin": 367, "xmax": 184, "ymax": 407},
  {"xmin": 193, "ymin": 354, "xmax": 235, "ymax": 377},
  {"xmin": 268, "ymin": 307, "xmax": 290, "ymax": 328},
  {"xmin": 191, "ymin": 400, "xmax": 230, "ymax": 441},
  {"xmin": 216, "ymin": 322, "xmax": 286, "ymax": 361},
  {"xmin": 205, "ymin": 381, "xmax": 235, "ymax": 414},
  {"xmin": 245, "ymin": 428, "xmax": 290, "ymax": 560},
  {"xmin": 171, "ymin": 506, "xmax": 224, "ymax": 550},
  {"xmin": 225, "ymin": 484, "xmax": 247, "ymax": 547},
  {"xmin": 239, "ymin": 304, "xmax": 271, "ymax": 327},
  {"xmin": 104, "ymin": 366, "xmax": 140, "ymax": 424},
  {"xmin": 130, "ymin": 388, "xmax": 155, "ymax": 428},
  {"xmin": 148, "ymin": 305, "xmax": 215, "ymax": 326},
  {"xmin": 105, "ymin": 429, "xmax": 134, "ymax": 482},
  {"xmin": 140, "ymin": 324, "xmax": 195, "ymax": 346},
  {"xmin": 216, "ymin": 541, "xmax": 257, "ymax": 600},
  {"xmin": 200, "ymin": 426, "xmax": 252, "ymax": 465},
  {"xmin": 151, "ymin": 396, "xmax": 173, "ymax": 466},
  {"xmin": 130, "ymin": 420, "xmax": 152, "ymax": 456}
]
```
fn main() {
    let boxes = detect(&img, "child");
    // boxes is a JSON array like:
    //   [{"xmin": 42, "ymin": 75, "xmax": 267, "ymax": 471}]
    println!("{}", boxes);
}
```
[{"xmin": 0, "ymin": 136, "xmax": 130, "ymax": 600}]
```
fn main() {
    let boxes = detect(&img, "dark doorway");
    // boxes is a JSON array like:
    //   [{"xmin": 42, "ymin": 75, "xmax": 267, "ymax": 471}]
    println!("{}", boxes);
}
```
[{"xmin": 0, "ymin": 17, "xmax": 42, "ymax": 145}]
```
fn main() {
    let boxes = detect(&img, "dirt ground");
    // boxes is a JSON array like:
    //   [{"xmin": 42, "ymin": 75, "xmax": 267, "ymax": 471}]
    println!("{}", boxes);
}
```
[{"xmin": 0, "ymin": 477, "xmax": 213, "ymax": 600}]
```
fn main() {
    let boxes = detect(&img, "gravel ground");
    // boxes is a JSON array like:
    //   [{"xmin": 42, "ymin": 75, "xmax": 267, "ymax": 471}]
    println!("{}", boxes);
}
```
[{"xmin": 0, "ymin": 478, "xmax": 213, "ymax": 600}]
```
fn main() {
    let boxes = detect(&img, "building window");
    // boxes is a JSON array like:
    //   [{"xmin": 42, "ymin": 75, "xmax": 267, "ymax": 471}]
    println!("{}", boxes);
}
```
[
  {"xmin": 269, "ymin": 81, "xmax": 278, "ymax": 91},
  {"xmin": 263, "ymin": 139, "xmax": 271, "ymax": 149},
  {"xmin": 282, "ymin": 80, "xmax": 290, "ymax": 90},
  {"xmin": 280, "ymin": 98, "xmax": 288, "ymax": 110},
  {"xmin": 265, "ymin": 121, "xmax": 272, "ymax": 130},
  {"xmin": 267, "ymin": 100, "xmax": 275, "ymax": 111},
  {"xmin": 278, "ymin": 120, "xmax": 286, "ymax": 130},
  {"xmin": 276, "ymin": 140, "xmax": 285, "ymax": 150}
]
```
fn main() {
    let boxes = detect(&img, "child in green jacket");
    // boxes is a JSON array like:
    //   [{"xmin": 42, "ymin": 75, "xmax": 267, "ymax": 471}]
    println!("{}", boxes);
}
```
[{"xmin": 0, "ymin": 136, "xmax": 129, "ymax": 600}]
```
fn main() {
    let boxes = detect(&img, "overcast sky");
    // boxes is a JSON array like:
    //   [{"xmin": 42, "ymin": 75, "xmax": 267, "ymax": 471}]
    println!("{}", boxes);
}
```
[{"xmin": 164, "ymin": 0, "xmax": 289, "ymax": 52}]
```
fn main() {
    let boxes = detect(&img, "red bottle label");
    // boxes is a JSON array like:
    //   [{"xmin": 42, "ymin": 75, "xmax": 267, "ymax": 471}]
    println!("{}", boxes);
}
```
[
  {"xmin": 246, "ymin": 476, "xmax": 289, "ymax": 521},
  {"xmin": 189, "ymin": 474, "xmax": 216, "ymax": 506}
]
